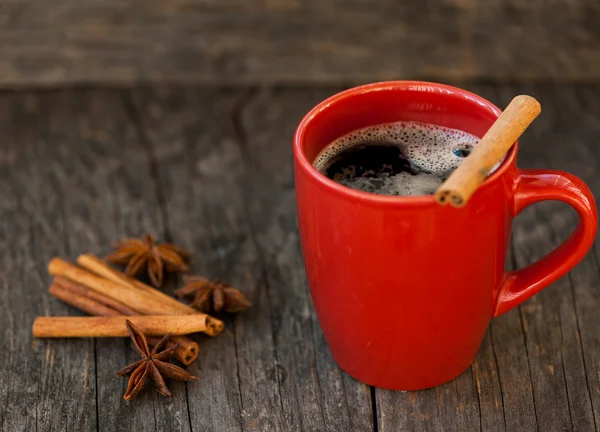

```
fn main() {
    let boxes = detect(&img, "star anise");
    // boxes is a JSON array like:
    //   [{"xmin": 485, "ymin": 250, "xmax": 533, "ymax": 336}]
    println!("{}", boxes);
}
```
[
  {"xmin": 117, "ymin": 320, "xmax": 198, "ymax": 400},
  {"xmin": 105, "ymin": 234, "xmax": 189, "ymax": 287},
  {"xmin": 174, "ymin": 276, "xmax": 252, "ymax": 314}
]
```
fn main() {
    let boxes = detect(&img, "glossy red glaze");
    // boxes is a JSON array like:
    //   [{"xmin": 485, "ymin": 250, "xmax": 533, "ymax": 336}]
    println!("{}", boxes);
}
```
[{"xmin": 293, "ymin": 81, "xmax": 598, "ymax": 391}]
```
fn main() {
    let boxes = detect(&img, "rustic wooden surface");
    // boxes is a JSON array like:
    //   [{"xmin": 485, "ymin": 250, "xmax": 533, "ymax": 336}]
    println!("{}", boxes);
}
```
[
  {"xmin": 0, "ymin": 83, "xmax": 599, "ymax": 431},
  {"xmin": 0, "ymin": 0, "xmax": 600, "ymax": 87}
]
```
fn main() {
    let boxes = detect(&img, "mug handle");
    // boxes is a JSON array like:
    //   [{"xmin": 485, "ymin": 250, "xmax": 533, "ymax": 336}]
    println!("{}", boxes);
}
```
[{"xmin": 494, "ymin": 169, "xmax": 598, "ymax": 317}]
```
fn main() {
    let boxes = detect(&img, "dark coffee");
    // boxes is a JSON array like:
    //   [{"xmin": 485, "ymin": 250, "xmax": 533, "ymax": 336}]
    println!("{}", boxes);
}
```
[{"xmin": 313, "ymin": 121, "xmax": 488, "ymax": 196}]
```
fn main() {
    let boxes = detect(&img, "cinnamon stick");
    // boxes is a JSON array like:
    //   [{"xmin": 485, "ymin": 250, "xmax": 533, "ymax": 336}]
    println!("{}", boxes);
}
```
[
  {"xmin": 49, "ymin": 280, "xmax": 200, "ymax": 365},
  {"xmin": 76, "ymin": 254, "xmax": 194, "ymax": 314},
  {"xmin": 33, "ymin": 315, "xmax": 224, "ymax": 338},
  {"xmin": 435, "ymin": 95, "xmax": 541, "ymax": 207},
  {"xmin": 48, "ymin": 258, "xmax": 224, "ymax": 335},
  {"xmin": 54, "ymin": 276, "xmax": 137, "ymax": 315},
  {"xmin": 50, "ymin": 281, "xmax": 124, "ymax": 316},
  {"xmin": 49, "ymin": 258, "xmax": 197, "ymax": 316}
]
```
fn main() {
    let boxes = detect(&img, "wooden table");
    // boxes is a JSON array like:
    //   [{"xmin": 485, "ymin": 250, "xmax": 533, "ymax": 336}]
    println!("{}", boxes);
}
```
[{"xmin": 1, "ymin": 83, "xmax": 599, "ymax": 432}]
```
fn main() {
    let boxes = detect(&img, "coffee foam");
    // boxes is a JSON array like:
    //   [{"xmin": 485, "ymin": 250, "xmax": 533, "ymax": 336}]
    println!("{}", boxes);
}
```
[
  {"xmin": 336, "ymin": 171, "xmax": 443, "ymax": 196},
  {"xmin": 313, "ymin": 121, "xmax": 484, "ymax": 176}
]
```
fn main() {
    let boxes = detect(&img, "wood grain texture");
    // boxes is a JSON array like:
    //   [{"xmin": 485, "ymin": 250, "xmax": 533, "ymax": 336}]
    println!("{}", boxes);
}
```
[
  {"xmin": 1, "ymin": 84, "xmax": 600, "ymax": 431},
  {"xmin": 470, "ymin": 330, "xmax": 506, "ymax": 432},
  {"xmin": 572, "ymin": 86, "xmax": 600, "ymax": 429},
  {"xmin": 241, "ymin": 87, "xmax": 375, "ymax": 432},
  {"xmin": 528, "ymin": 84, "xmax": 600, "ymax": 431},
  {"xmin": 0, "ymin": 90, "xmax": 193, "ymax": 431},
  {"xmin": 469, "ymin": 85, "xmax": 539, "ymax": 432},
  {"xmin": 126, "ymin": 87, "xmax": 246, "ymax": 432},
  {"xmin": 496, "ymin": 84, "xmax": 596, "ymax": 432},
  {"xmin": 0, "ymin": 0, "xmax": 599, "ymax": 87},
  {"xmin": 0, "ymin": 92, "xmax": 98, "ymax": 432},
  {"xmin": 473, "ymin": 83, "xmax": 600, "ymax": 432},
  {"xmin": 496, "ymin": 84, "xmax": 600, "ymax": 432},
  {"xmin": 127, "ymin": 86, "xmax": 375, "ymax": 431}
]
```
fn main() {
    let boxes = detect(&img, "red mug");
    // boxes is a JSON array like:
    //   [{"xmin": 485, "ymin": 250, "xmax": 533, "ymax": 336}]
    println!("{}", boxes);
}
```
[{"xmin": 293, "ymin": 81, "xmax": 598, "ymax": 391}]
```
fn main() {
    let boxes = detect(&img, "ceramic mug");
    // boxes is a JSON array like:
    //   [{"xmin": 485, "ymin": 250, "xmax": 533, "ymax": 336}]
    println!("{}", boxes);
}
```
[{"xmin": 293, "ymin": 81, "xmax": 598, "ymax": 391}]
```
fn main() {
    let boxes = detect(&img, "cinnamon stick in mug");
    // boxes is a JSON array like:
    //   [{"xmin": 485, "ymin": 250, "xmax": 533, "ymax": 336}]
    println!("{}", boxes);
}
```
[
  {"xmin": 435, "ymin": 95, "xmax": 541, "ymax": 207},
  {"xmin": 33, "ymin": 315, "xmax": 224, "ymax": 338}
]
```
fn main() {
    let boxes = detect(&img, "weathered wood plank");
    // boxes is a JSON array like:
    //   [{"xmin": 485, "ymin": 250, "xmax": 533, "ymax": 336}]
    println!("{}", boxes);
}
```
[
  {"xmin": 467, "ymin": 84, "xmax": 540, "ymax": 432},
  {"xmin": 550, "ymin": 85, "xmax": 600, "ymax": 430},
  {"xmin": 376, "ymin": 370, "xmax": 481, "ymax": 431},
  {"xmin": 129, "ymin": 86, "xmax": 375, "ymax": 431},
  {"xmin": 128, "ymin": 88, "xmax": 246, "ymax": 432},
  {"xmin": 499, "ymin": 83, "xmax": 597, "ymax": 432},
  {"xmin": 0, "ymin": 1, "xmax": 599, "ymax": 87},
  {"xmin": 462, "ymin": 83, "xmax": 600, "ymax": 432},
  {"xmin": 0, "ymin": 92, "xmax": 97, "ymax": 431},
  {"xmin": 470, "ymin": 330, "xmax": 506, "ymax": 432},
  {"xmin": 2, "ymin": 83, "xmax": 600, "ymax": 432},
  {"xmin": 0, "ymin": 90, "xmax": 195, "ymax": 432},
  {"xmin": 75, "ymin": 92, "xmax": 192, "ymax": 432},
  {"xmin": 57, "ymin": 90, "xmax": 194, "ymax": 432},
  {"xmin": 240, "ymin": 87, "xmax": 375, "ymax": 431}
]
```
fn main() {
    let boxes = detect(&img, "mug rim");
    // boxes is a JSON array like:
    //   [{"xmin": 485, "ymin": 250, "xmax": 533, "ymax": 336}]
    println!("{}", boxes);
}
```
[{"xmin": 293, "ymin": 80, "xmax": 518, "ymax": 205}]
